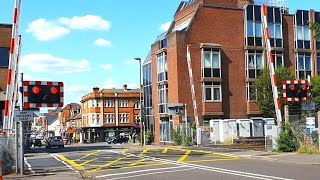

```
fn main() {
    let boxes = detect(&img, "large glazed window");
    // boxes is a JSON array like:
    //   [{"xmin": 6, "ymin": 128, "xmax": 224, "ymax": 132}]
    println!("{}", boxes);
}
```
[
  {"xmin": 157, "ymin": 52, "xmax": 167, "ymax": 82},
  {"xmin": 202, "ymin": 82, "xmax": 222, "ymax": 102},
  {"xmin": 0, "ymin": 47, "xmax": 10, "ymax": 67},
  {"xmin": 295, "ymin": 10, "xmax": 311, "ymax": 49},
  {"xmin": 296, "ymin": 53, "xmax": 312, "ymax": 79},
  {"xmin": 201, "ymin": 48, "xmax": 221, "ymax": 78},
  {"xmin": 245, "ymin": 5, "xmax": 262, "ymax": 47},
  {"xmin": 158, "ymin": 84, "xmax": 168, "ymax": 114},
  {"xmin": 267, "ymin": 7, "xmax": 283, "ymax": 47},
  {"xmin": 245, "ymin": 50, "xmax": 264, "ymax": 79}
]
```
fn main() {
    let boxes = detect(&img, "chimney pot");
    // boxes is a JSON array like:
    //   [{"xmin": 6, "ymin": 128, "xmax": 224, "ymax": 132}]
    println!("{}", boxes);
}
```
[
  {"xmin": 123, "ymin": 84, "xmax": 128, "ymax": 91},
  {"xmin": 93, "ymin": 87, "xmax": 99, "ymax": 92}
]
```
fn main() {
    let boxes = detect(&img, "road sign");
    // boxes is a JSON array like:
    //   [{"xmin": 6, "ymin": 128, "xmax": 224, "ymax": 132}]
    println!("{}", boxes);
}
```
[
  {"xmin": 168, "ymin": 103, "xmax": 185, "ymax": 116},
  {"xmin": 306, "ymin": 128, "xmax": 311, "ymax": 135},
  {"xmin": 14, "ymin": 110, "xmax": 34, "ymax": 122},
  {"xmin": 302, "ymin": 102, "xmax": 315, "ymax": 110},
  {"xmin": 306, "ymin": 117, "xmax": 316, "ymax": 128}
]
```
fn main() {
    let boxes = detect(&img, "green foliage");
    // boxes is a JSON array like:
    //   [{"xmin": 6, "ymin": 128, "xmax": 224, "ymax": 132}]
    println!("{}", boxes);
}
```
[
  {"xmin": 277, "ymin": 123, "xmax": 299, "ymax": 152},
  {"xmin": 191, "ymin": 122, "xmax": 196, "ymax": 130},
  {"xmin": 254, "ymin": 67, "xmax": 295, "ymax": 117},
  {"xmin": 309, "ymin": 22, "xmax": 320, "ymax": 39},
  {"xmin": 310, "ymin": 76, "xmax": 320, "ymax": 111},
  {"xmin": 183, "ymin": 135, "xmax": 193, "ymax": 147},
  {"xmin": 145, "ymin": 130, "xmax": 154, "ymax": 145},
  {"xmin": 173, "ymin": 128, "xmax": 182, "ymax": 146}
]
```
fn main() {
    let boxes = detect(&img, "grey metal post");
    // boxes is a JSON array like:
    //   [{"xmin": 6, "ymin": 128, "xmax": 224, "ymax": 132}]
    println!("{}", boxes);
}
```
[
  {"xmin": 19, "ymin": 121, "xmax": 24, "ymax": 175},
  {"xmin": 15, "ymin": 121, "xmax": 18, "ymax": 173}
]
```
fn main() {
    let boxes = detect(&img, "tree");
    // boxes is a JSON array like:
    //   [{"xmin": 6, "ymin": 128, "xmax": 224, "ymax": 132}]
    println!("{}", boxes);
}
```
[
  {"xmin": 254, "ymin": 66, "xmax": 295, "ymax": 117},
  {"xmin": 310, "ymin": 76, "xmax": 320, "ymax": 111},
  {"xmin": 309, "ymin": 22, "xmax": 320, "ymax": 39}
]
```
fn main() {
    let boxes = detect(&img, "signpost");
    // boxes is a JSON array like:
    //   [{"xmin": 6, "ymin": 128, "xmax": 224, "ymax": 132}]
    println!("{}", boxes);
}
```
[
  {"xmin": 302, "ymin": 102, "xmax": 316, "ymax": 111},
  {"xmin": 14, "ymin": 110, "xmax": 34, "ymax": 122}
]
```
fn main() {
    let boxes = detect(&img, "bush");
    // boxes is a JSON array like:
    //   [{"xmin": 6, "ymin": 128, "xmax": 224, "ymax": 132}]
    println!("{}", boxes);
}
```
[
  {"xmin": 277, "ymin": 123, "xmax": 299, "ymax": 152},
  {"xmin": 173, "ymin": 128, "xmax": 182, "ymax": 146},
  {"xmin": 298, "ymin": 142, "xmax": 318, "ymax": 154},
  {"xmin": 146, "ymin": 130, "xmax": 154, "ymax": 145},
  {"xmin": 183, "ymin": 135, "xmax": 193, "ymax": 147}
]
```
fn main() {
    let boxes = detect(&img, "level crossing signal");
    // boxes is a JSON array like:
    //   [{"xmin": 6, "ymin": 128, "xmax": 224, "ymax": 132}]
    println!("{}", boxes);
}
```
[{"xmin": 283, "ymin": 80, "xmax": 310, "ymax": 102}]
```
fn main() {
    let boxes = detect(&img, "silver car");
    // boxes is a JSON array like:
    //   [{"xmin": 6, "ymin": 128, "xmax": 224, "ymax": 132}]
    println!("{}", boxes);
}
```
[{"xmin": 45, "ymin": 136, "xmax": 64, "ymax": 148}]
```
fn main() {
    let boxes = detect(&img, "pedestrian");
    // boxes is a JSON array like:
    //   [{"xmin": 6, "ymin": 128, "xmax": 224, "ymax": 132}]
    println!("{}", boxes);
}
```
[{"xmin": 133, "ymin": 133, "xmax": 136, "ymax": 143}]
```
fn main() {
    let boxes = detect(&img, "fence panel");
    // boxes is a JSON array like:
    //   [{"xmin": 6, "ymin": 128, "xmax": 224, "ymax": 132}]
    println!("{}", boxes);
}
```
[{"xmin": 0, "ymin": 135, "xmax": 17, "ymax": 174}]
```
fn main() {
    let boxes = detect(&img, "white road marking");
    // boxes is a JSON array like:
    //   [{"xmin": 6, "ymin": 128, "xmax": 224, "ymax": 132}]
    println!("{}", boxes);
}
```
[
  {"xmin": 101, "ymin": 150, "xmax": 294, "ymax": 180},
  {"xmin": 96, "ymin": 165, "xmax": 187, "ymax": 178},
  {"xmin": 24, "ymin": 157, "xmax": 35, "ymax": 174},
  {"xmin": 107, "ymin": 167, "xmax": 196, "ymax": 180},
  {"xmin": 50, "ymin": 154, "xmax": 74, "ymax": 171}
]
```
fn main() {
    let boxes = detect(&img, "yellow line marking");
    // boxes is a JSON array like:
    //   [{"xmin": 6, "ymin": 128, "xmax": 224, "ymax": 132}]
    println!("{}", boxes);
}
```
[
  {"xmin": 91, "ymin": 156, "xmax": 129, "ymax": 172},
  {"xmin": 79, "ymin": 158, "xmax": 98, "ymax": 166},
  {"xmin": 141, "ymin": 149, "xmax": 149, "ymax": 154},
  {"xmin": 122, "ymin": 149, "xmax": 129, "ymax": 153},
  {"xmin": 96, "ymin": 162, "xmax": 169, "ymax": 172},
  {"xmin": 178, "ymin": 150, "xmax": 191, "ymax": 162},
  {"xmin": 75, "ymin": 150, "xmax": 101, "ymax": 161},
  {"xmin": 162, "ymin": 148, "xmax": 168, "ymax": 154},
  {"xmin": 57, "ymin": 155, "xmax": 85, "ymax": 171},
  {"xmin": 129, "ymin": 158, "xmax": 146, "ymax": 166},
  {"xmin": 169, "ymin": 148, "xmax": 239, "ymax": 158},
  {"xmin": 185, "ymin": 157, "xmax": 241, "ymax": 163}
]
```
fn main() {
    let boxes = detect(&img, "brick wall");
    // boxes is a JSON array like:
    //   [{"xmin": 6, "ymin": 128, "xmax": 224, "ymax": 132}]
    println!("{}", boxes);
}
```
[{"xmin": 0, "ymin": 24, "xmax": 11, "ymax": 92}]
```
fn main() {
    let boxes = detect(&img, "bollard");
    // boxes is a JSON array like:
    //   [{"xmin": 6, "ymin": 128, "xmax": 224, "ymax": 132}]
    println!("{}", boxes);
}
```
[{"xmin": 0, "ymin": 160, "xmax": 3, "ymax": 180}]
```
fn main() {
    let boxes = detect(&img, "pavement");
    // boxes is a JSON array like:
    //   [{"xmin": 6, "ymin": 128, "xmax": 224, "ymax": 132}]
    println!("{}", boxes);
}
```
[{"xmin": 3, "ymin": 142, "xmax": 320, "ymax": 180}]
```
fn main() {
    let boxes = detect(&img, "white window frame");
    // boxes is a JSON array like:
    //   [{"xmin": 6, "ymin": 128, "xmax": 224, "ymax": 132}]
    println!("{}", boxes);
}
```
[
  {"xmin": 272, "ymin": 51, "xmax": 284, "ymax": 69},
  {"xmin": 119, "ymin": 113, "xmax": 129, "ymax": 123},
  {"xmin": 104, "ymin": 113, "xmax": 115, "ymax": 124},
  {"xmin": 245, "ymin": 51, "xmax": 264, "ymax": 79},
  {"xmin": 158, "ymin": 85, "xmax": 168, "ymax": 114},
  {"xmin": 201, "ymin": 48, "xmax": 221, "ymax": 78},
  {"xmin": 202, "ymin": 82, "xmax": 222, "ymax": 102},
  {"xmin": 119, "ymin": 99, "xmax": 128, "ymax": 107},
  {"xmin": 157, "ymin": 52, "xmax": 167, "ymax": 82},
  {"xmin": 296, "ymin": 53, "xmax": 312, "ymax": 79},
  {"xmin": 134, "ymin": 115, "xmax": 140, "ymax": 124},
  {"xmin": 104, "ymin": 99, "xmax": 114, "ymax": 107},
  {"xmin": 246, "ymin": 82, "xmax": 257, "ymax": 102},
  {"xmin": 133, "ymin": 101, "xmax": 140, "ymax": 109}
]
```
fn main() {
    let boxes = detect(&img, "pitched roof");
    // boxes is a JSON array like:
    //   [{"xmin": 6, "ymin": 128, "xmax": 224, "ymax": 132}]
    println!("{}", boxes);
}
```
[{"xmin": 100, "ymin": 88, "xmax": 140, "ymax": 93}]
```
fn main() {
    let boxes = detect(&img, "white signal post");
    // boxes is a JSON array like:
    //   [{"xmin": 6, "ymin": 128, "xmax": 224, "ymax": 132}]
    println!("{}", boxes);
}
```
[{"xmin": 261, "ymin": 4, "xmax": 283, "ymax": 126}]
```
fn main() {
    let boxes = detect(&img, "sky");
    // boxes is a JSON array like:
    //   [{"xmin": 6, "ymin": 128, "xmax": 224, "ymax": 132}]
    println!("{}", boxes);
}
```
[{"xmin": 0, "ymin": 0, "xmax": 318, "ymax": 107}]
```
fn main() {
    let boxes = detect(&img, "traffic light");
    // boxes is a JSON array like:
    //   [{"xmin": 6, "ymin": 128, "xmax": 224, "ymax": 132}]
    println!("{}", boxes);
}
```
[{"xmin": 23, "ymin": 81, "xmax": 64, "ymax": 108}]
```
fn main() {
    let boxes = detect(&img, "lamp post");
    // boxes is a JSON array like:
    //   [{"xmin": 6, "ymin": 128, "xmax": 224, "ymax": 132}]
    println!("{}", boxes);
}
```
[{"xmin": 134, "ymin": 58, "xmax": 144, "ymax": 147}]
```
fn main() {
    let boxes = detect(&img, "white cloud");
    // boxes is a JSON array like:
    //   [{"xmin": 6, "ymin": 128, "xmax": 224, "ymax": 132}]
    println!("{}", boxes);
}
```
[
  {"xmin": 125, "ymin": 59, "xmax": 140, "ymax": 65},
  {"xmin": 94, "ymin": 38, "xmax": 112, "ymax": 47},
  {"xmin": 20, "ymin": 54, "xmax": 90, "ymax": 74},
  {"xmin": 127, "ymin": 83, "xmax": 139, "ymax": 89},
  {"xmin": 100, "ymin": 64, "xmax": 112, "ymax": 70},
  {"xmin": 103, "ymin": 78, "xmax": 117, "ymax": 89},
  {"xmin": 26, "ymin": 18, "xmax": 70, "ymax": 41},
  {"xmin": 160, "ymin": 21, "xmax": 171, "ymax": 31},
  {"xmin": 58, "ymin": 15, "xmax": 111, "ymax": 31},
  {"xmin": 63, "ymin": 84, "xmax": 92, "ymax": 104}
]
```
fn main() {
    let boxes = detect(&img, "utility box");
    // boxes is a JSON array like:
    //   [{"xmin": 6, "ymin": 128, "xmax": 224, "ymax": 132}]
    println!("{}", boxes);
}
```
[
  {"xmin": 209, "ymin": 120, "xmax": 221, "ymax": 144},
  {"xmin": 237, "ymin": 119, "xmax": 251, "ymax": 137},
  {"xmin": 227, "ymin": 119, "xmax": 238, "ymax": 140},
  {"xmin": 251, "ymin": 118, "xmax": 264, "ymax": 137}
]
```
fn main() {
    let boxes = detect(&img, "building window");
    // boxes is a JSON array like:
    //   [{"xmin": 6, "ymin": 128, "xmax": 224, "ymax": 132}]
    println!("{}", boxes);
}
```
[
  {"xmin": 119, "ymin": 99, "xmax": 128, "ymax": 107},
  {"xmin": 296, "ymin": 53, "xmax": 311, "ymax": 79},
  {"xmin": 157, "ymin": 52, "xmax": 168, "ymax": 82},
  {"xmin": 119, "ymin": 113, "xmax": 129, "ymax": 123},
  {"xmin": 246, "ymin": 82, "xmax": 257, "ymax": 101},
  {"xmin": 295, "ymin": 10, "xmax": 311, "ymax": 49},
  {"xmin": 158, "ymin": 85, "xmax": 168, "ymax": 114},
  {"xmin": 134, "ymin": 115, "xmax": 140, "ymax": 124},
  {"xmin": 267, "ymin": 7, "xmax": 283, "ymax": 47},
  {"xmin": 104, "ymin": 99, "xmax": 114, "ymax": 107},
  {"xmin": 91, "ymin": 114, "xmax": 96, "ymax": 124},
  {"xmin": 0, "ymin": 47, "xmax": 9, "ymax": 67},
  {"xmin": 97, "ymin": 114, "xmax": 100, "ymax": 124},
  {"xmin": 272, "ymin": 51, "xmax": 284, "ymax": 69},
  {"xmin": 202, "ymin": 82, "xmax": 222, "ymax": 102},
  {"xmin": 93, "ymin": 100, "xmax": 100, "ymax": 107},
  {"xmin": 160, "ymin": 119, "xmax": 173, "ymax": 142},
  {"xmin": 133, "ymin": 102, "xmax": 140, "ymax": 109},
  {"xmin": 104, "ymin": 114, "xmax": 115, "ymax": 124},
  {"xmin": 246, "ymin": 50, "xmax": 263, "ymax": 79},
  {"xmin": 160, "ymin": 38, "xmax": 167, "ymax": 49},
  {"xmin": 245, "ymin": 5, "xmax": 262, "ymax": 46},
  {"xmin": 202, "ymin": 48, "xmax": 221, "ymax": 78}
]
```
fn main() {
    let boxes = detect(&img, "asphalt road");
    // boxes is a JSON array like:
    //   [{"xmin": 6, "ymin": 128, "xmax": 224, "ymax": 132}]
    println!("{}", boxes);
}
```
[{"xmin": 23, "ymin": 143, "xmax": 320, "ymax": 180}]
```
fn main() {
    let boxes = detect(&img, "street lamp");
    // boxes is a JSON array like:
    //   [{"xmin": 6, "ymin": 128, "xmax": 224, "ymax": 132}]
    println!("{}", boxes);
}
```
[{"xmin": 134, "ymin": 58, "xmax": 144, "ymax": 147}]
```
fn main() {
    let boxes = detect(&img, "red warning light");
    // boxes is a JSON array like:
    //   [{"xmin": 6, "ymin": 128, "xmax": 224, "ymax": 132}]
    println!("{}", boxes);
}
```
[
  {"xmin": 50, "ymin": 87, "xmax": 59, "ymax": 95},
  {"xmin": 32, "ymin": 86, "xmax": 41, "ymax": 95},
  {"xmin": 290, "ymin": 85, "xmax": 295, "ymax": 91},
  {"xmin": 302, "ymin": 85, "xmax": 307, "ymax": 91}
]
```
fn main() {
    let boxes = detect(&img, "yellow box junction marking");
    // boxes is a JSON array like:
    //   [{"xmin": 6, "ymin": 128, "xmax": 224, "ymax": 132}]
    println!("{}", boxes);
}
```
[
  {"xmin": 122, "ymin": 149, "xmax": 129, "ymax": 153},
  {"xmin": 79, "ymin": 158, "xmax": 98, "ymax": 166},
  {"xmin": 178, "ymin": 150, "xmax": 191, "ymax": 162},
  {"xmin": 141, "ymin": 149, "xmax": 149, "ymax": 155},
  {"xmin": 57, "ymin": 155, "xmax": 85, "ymax": 171},
  {"xmin": 162, "ymin": 148, "xmax": 168, "ymax": 154},
  {"xmin": 129, "ymin": 158, "xmax": 146, "ymax": 166},
  {"xmin": 91, "ymin": 155, "xmax": 129, "ymax": 172},
  {"xmin": 75, "ymin": 150, "xmax": 101, "ymax": 161}
]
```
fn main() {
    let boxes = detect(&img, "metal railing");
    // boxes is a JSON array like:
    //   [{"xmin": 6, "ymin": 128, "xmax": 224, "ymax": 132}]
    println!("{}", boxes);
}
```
[{"xmin": 0, "ymin": 135, "xmax": 17, "ymax": 175}]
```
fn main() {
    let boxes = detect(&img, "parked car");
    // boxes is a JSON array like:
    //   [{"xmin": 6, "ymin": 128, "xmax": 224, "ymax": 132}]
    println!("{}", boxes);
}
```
[
  {"xmin": 107, "ymin": 135, "xmax": 129, "ymax": 144},
  {"xmin": 45, "ymin": 136, "xmax": 64, "ymax": 148},
  {"xmin": 32, "ymin": 138, "xmax": 42, "ymax": 148}
]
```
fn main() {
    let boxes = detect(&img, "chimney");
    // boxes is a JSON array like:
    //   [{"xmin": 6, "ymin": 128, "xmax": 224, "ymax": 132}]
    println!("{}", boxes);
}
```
[
  {"xmin": 123, "ymin": 84, "xmax": 128, "ymax": 91},
  {"xmin": 93, "ymin": 87, "xmax": 99, "ymax": 93}
]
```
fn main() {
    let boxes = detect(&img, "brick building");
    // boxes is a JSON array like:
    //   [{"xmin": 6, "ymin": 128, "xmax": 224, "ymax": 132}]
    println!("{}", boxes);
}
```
[
  {"xmin": 80, "ymin": 85, "xmax": 141, "ymax": 142},
  {"xmin": 142, "ymin": 0, "xmax": 320, "ymax": 144},
  {"xmin": 58, "ymin": 103, "xmax": 81, "ymax": 137},
  {"xmin": 0, "ymin": 24, "xmax": 12, "ymax": 129}
]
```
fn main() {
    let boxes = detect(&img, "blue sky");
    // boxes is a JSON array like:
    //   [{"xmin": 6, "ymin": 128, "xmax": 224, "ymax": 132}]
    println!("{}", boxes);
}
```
[{"xmin": 0, "ymin": 0, "xmax": 318, "ymax": 106}]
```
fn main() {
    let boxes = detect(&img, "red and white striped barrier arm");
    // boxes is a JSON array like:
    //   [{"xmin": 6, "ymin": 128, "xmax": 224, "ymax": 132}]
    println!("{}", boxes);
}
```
[
  {"xmin": 261, "ymin": 4, "xmax": 283, "ymax": 123},
  {"xmin": 3, "ymin": 0, "xmax": 22, "ymax": 131}
]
